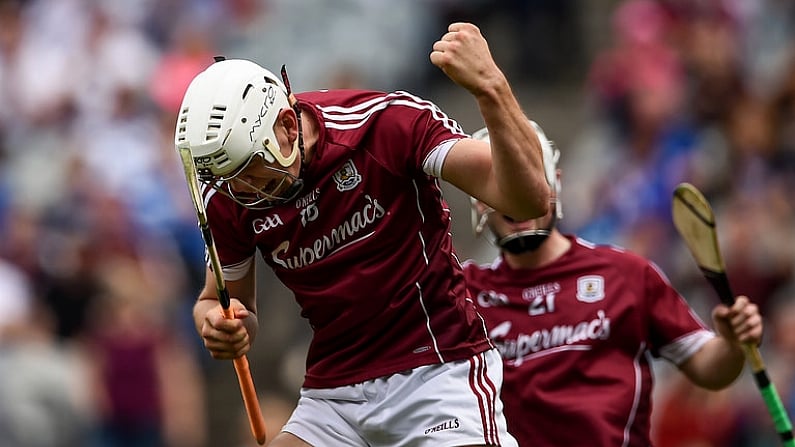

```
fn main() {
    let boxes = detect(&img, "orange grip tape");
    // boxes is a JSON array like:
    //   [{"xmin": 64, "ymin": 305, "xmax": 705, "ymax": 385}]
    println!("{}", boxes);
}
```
[
  {"xmin": 234, "ymin": 356, "xmax": 267, "ymax": 444},
  {"xmin": 222, "ymin": 307, "xmax": 267, "ymax": 444}
]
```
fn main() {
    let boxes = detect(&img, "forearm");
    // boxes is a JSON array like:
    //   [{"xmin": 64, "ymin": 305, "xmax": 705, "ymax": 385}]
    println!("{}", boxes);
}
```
[
  {"xmin": 429, "ymin": 22, "xmax": 550, "ymax": 219},
  {"xmin": 473, "ymin": 78, "xmax": 550, "ymax": 220},
  {"xmin": 679, "ymin": 337, "xmax": 746, "ymax": 390}
]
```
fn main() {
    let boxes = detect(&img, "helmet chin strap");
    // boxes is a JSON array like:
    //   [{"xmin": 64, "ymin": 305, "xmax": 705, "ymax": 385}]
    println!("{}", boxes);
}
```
[
  {"xmin": 497, "ymin": 229, "xmax": 552, "ymax": 254},
  {"xmin": 284, "ymin": 100, "xmax": 306, "ymax": 203},
  {"xmin": 495, "ymin": 204, "xmax": 558, "ymax": 254},
  {"xmin": 281, "ymin": 65, "xmax": 307, "ymax": 178},
  {"xmin": 281, "ymin": 177, "xmax": 304, "ymax": 201}
]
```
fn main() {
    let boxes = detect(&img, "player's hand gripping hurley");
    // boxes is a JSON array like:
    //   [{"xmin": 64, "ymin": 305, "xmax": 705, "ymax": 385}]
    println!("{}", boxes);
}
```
[
  {"xmin": 178, "ymin": 146, "xmax": 268, "ymax": 445},
  {"xmin": 672, "ymin": 182, "xmax": 794, "ymax": 446}
]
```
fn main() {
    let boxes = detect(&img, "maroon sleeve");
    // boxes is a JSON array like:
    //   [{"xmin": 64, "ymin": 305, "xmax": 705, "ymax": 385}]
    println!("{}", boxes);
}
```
[
  {"xmin": 644, "ymin": 260, "xmax": 708, "ymax": 355},
  {"xmin": 364, "ymin": 91, "xmax": 466, "ymax": 177},
  {"xmin": 203, "ymin": 188, "xmax": 257, "ymax": 268}
]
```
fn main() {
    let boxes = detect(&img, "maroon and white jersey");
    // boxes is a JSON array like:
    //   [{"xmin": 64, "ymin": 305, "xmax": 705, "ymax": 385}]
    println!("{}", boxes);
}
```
[
  {"xmin": 204, "ymin": 90, "xmax": 493, "ymax": 388},
  {"xmin": 463, "ymin": 235, "xmax": 715, "ymax": 447}
]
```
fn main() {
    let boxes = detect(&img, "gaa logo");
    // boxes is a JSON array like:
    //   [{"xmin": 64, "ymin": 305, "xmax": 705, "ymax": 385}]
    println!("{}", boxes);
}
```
[
  {"xmin": 477, "ymin": 290, "xmax": 509, "ymax": 308},
  {"xmin": 253, "ymin": 215, "xmax": 284, "ymax": 234}
]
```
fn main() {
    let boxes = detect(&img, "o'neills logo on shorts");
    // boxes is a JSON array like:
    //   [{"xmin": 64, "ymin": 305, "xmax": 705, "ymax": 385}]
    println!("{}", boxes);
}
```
[{"xmin": 424, "ymin": 418, "xmax": 460, "ymax": 435}]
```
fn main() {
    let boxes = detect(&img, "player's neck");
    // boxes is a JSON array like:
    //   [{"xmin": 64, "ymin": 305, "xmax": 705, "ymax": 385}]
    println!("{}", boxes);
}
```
[{"xmin": 502, "ymin": 230, "xmax": 570, "ymax": 270}]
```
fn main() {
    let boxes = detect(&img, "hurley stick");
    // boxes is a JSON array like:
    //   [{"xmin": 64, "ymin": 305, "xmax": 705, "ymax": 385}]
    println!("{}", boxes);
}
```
[
  {"xmin": 672, "ymin": 182, "xmax": 794, "ymax": 446},
  {"xmin": 178, "ymin": 144, "xmax": 267, "ymax": 445}
]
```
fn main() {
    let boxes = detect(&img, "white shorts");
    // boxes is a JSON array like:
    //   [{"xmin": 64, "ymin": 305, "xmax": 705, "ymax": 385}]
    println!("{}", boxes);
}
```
[{"xmin": 282, "ymin": 349, "xmax": 518, "ymax": 447}]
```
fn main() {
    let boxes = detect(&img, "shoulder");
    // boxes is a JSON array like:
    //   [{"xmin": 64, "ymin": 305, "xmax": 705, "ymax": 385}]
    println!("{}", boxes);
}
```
[
  {"xmin": 297, "ymin": 90, "xmax": 452, "ymax": 120},
  {"xmin": 203, "ymin": 183, "xmax": 237, "ymax": 215},
  {"xmin": 569, "ymin": 235, "xmax": 653, "ymax": 270},
  {"xmin": 296, "ymin": 90, "xmax": 429, "ymax": 134},
  {"xmin": 461, "ymin": 257, "xmax": 500, "ymax": 277},
  {"xmin": 296, "ymin": 89, "xmax": 392, "ymax": 109}
]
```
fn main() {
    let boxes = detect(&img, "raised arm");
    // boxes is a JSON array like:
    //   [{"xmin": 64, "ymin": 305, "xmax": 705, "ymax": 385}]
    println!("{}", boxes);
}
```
[{"xmin": 430, "ymin": 22, "xmax": 550, "ymax": 220}]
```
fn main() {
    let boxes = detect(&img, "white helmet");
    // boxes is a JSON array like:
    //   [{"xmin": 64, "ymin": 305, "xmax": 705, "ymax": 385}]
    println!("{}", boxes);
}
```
[
  {"xmin": 471, "ymin": 120, "xmax": 560, "ymax": 196},
  {"xmin": 470, "ymin": 120, "xmax": 562, "ymax": 238},
  {"xmin": 174, "ymin": 58, "xmax": 297, "ymax": 179}
]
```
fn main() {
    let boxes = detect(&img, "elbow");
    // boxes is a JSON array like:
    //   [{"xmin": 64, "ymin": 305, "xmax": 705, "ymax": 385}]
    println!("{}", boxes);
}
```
[
  {"xmin": 534, "ymin": 180, "xmax": 552, "ymax": 217},
  {"xmin": 504, "ymin": 202, "xmax": 549, "ymax": 222},
  {"xmin": 522, "ymin": 200, "xmax": 549, "ymax": 221},
  {"xmin": 508, "ymin": 182, "xmax": 551, "ymax": 221},
  {"xmin": 683, "ymin": 368, "xmax": 740, "ymax": 391},
  {"xmin": 535, "ymin": 190, "xmax": 551, "ymax": 217},
  {"xmin": 696, "ymin": 375, "xmax": 739, "ymax": 391},
  {"xmin": 680, "ymin": 345, "xmax": 745, "ymax": 391}
]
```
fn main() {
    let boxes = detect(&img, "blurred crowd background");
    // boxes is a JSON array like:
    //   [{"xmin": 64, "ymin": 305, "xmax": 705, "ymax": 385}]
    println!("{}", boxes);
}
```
[{"xmin": 0, "ymin": 0, "xmax": 793, "ymax": 446}]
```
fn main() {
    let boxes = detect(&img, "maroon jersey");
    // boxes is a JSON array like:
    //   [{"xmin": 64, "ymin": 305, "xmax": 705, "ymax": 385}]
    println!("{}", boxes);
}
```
[
  {"xmin": 463, "ymin": 235, "xmax": 714, "ymax": 447},
  {"xmin": 204, "ymin": 90, "xmax": 493, "ymax": 388}
]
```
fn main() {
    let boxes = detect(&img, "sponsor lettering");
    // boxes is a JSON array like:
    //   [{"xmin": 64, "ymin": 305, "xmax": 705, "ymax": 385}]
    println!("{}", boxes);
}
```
[
  {"xmin": 491, "ymin": 310, "xmax": 611, "ymax": 366},
  {"xmin": 295, "ymin": 188, "xmax": 321, "ymax": 209},
  {"xmin": 522, "ymin": 282, "xmax": 561, "ymax": 301},
  {"xmin": 424, "ymin": 418, "xmax": 460, "ymax": 435},
  {"xmin": 271, "ymin": 195, "xmax": 385, "ymax": 269}
]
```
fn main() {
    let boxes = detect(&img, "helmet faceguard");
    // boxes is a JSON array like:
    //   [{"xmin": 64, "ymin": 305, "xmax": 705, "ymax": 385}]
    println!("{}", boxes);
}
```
[
  {"xmin": 493, "ymin": 208, "xmax": 558, "ymax": 254},
  {"xmin": 470, "ymin": 121, "xmax": 562, "ymax": 253},
  {"xmin": 471, "ymin": 197, "xmax": 559, "ymax": 254},
  {"xmin": 175, "ymin": 58, "xmax": 304, "ymax": 209},
  {"xmin": 214, "ymin": 152, "xmax": 304, "ymax": 209}
]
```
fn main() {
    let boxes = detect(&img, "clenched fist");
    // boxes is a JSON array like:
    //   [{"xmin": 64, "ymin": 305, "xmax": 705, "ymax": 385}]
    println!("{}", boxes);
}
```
[
  {"xmin": 712, "ymin": 295, "xmax": 763, "ymax": 346},
  {"xmin": 199, "ymin": 298, "xmax": 252, "ymax": 359},
  {"xmin": 430, "ymin": 22, "xmax": 507, "ymax": 96}
]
